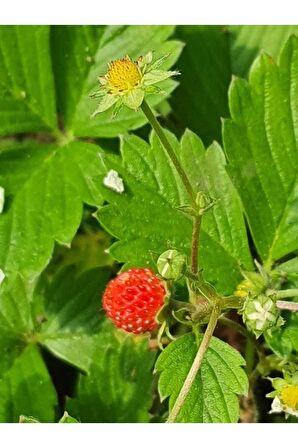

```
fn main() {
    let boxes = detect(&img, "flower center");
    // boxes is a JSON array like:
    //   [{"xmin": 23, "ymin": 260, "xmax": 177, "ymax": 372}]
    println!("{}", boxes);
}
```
[
  {"xmin": 107, "ymin": 58, "xmax": 141, "ymax": 92},
  {"xmin": 280, "ymin": 385, "xmax": 298, "ymax": 410}
]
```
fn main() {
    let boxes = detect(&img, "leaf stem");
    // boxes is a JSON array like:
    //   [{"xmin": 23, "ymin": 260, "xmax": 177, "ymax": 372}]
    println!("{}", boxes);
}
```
[
  {"xmin": 191, "ymin": 216, "xmax": 201, "ymax": 274},
  {"xmin": 140, "ymin": 101, "xmax": 195, "ymax": 204},
  {"xmin": 268, "ymin": 289, "xmax": 298, "ymax": 299},
  {"xmin": 276, "ymin": 300, "xmax": 298, "ymax": 312},
  {"xmin": 167, "ymin": 299, "xmax": 221, "ymax": 423}
]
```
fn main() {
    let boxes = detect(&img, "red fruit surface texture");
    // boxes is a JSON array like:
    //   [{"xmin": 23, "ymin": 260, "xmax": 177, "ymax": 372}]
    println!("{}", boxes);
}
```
[{"xmin": 103, "ymin": 268, "xmax": 166, "ymax": 334}]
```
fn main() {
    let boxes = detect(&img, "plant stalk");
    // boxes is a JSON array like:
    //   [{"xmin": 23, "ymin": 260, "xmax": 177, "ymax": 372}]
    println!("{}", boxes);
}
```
[
  {"xmin": 140, "ymin": 101, "xmax": 195, "ymax": 204},
  {"xmin": 269, "ymin": 289, "xmax": 298, "ymax": 299},
  {"xmin": 191, "ymin": 215, "xmax": 201, "ymax": 274},
  {"xmin": 276, "ymin": 300, "xmax": 298, "ymax": 312},
  {"xmin": 167, "ymin": 300, "xmax": 221, "ymax": 423}
]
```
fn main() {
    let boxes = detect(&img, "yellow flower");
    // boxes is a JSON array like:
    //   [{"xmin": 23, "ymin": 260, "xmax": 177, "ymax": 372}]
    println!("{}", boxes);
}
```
[
  {"xmin": 268, "ymin": 375, "xmax": 298, "ymax": 418},
  {"xmin": 90, "ymin": 52, "xmax": 179, "ymax": 116}
]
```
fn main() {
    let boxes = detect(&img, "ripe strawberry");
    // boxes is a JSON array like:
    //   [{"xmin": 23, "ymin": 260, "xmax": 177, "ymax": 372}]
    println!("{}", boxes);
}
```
[{"xmin": 103, "ymin": 268, "xmax": 166, "ymax": 334}]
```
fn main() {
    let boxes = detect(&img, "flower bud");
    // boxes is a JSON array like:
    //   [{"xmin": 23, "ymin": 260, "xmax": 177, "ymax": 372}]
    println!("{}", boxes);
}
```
[
  {"xmin": 157, "ymin": 249, "xmax": 186, "ymax": 280},
  {"xmin": 242, "ymin": 294, "xmax": 284, "ymax": 338}
]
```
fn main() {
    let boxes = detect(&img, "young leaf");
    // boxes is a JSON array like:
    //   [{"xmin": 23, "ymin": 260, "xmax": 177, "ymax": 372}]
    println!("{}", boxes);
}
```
[
  {"xmin": 38, "ymin": 266, "xmax": 110, "ymax": 373},
  {"xmin": 96, "ymin": 129, "xmax": 252, "ymax": 294},
  {"xmin": 67, "ymin": 321, "xmax": 155, "ymax": 422},
  {"xmin": 229, "ymin": 25, "xmax": 298, "ymax": 77},
  {"xmin": 0, "ymin": 26, "xmax": 57, "ymax": 136},
  {"xmin": 0, "ymin": 141, "xmax": 104, "ymax": 277},
  {"xmin": 223, "ymin": 36, "xmax": 298, "ymax": 265},
  {"xmin": 0, "ymin": 345, "xmax": 57, "ymax": 423},
  {"xmin": 171, "ymin": 25, "xmax": 231, "ymax": 145},
  {"xmin": 51, "ymin": 25, "xmax": 183, "ymax": 137},
  {"xmin": 156, "ymin": 333, "xmax": 248, "ymax": 422}
]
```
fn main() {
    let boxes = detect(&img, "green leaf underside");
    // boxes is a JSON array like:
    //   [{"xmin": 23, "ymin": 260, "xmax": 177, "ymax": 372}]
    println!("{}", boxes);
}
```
[
  {"xmin": 171, "ymin": 25, "xmax": 231, "ymax": 145},
  {"xmin": 223, "ymin": 36, "xmax": 298, "ymax": 264},
  {"xmin": 0, "ymin": 345, "xmax": 57, "ymax": 423},
  {"xmin": 67, "ymin": 321, "xmax": 155, "ymax": 422},
  {"xmin": 156, "ymin": 333, "xmax": 248, "ymax": 422},
  {"xmin": 51, "ymin": 25, "xmax": 183, "ymax": 137},
  {"xmin": 0, "ymin": 141, "xmax": 104, "ymax": 277},
  {"xmin": 229, "ymin": 25, "xmax": 298, "ymax": 77},
  {"xmin": 0, "ymin": 26, "xmax": 57, "ymax": 136},
  {"xmin": 96, "ymin": 129, "xmax": 252, "ymax": 294},
  {"xmin": 38, "ymin": 266, "xmax": 110, "ymax": 373}
]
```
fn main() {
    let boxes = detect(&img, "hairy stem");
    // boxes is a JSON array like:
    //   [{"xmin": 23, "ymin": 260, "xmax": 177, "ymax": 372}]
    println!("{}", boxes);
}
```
[
  {"xmin": 141, "ymin": 101, "xmax": 195, "ymax": 203},
  {"xmin": 269, "ymin": 289, "xmax": 298, "ymax": 299},
  {"xmin": 276, "ymin": 300, "xmax": 298, "ymax": 312},
  {"xmin": 191, "ymin": 216, "xmax": 201, "ymax": 274},
  {"xmin": 167, "ymin": 300, "xmax": 221, "ymax": 423}
]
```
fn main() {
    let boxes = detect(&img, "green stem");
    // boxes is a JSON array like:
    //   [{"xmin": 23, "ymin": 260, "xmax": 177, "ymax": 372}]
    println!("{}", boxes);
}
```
[
  {"xmin": 269, "ymin": 289, "xmax": 298, "ymax": 299},
  {"xmin": 141, "ymin": 101, "xmax": 195, "ymax": 204},
  {"xmin": 167, "ymin": 300, "xmax": 221, "ymax": 423},
  {"xmin": 276, "ymin": 300, "xmax": 298, "ymax": 312},
  {"xmin": 244, "ymin": 338, "xmax": 256, "ymax": 375},
  {"xmin": 191, "ymin": 216, "xmax": 201, "ymax": 274}
]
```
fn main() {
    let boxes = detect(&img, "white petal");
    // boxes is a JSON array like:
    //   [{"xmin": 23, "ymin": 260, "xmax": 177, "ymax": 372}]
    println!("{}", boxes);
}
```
[
  {"xmin": 103, "ymin": 170, "xmax": 124, "ymax": 194},
  {"xmin": 0, "ymin": 269, "xmax": 5, "ymax": 285},
  {"xmin": 0, "ymin": 186, "xmax": 4, "ymax": 213}
]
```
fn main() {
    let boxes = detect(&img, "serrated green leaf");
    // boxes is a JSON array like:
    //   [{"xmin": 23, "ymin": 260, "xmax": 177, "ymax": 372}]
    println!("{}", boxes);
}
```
[
  {"xmin": 223, "ymin": 36, "xmax": 298, "ymax": 264},
  {"xmin": 51, "ymin": 25, "xmax": 183, "ymax": 137},
  {"xmin": 0, "ymin": 345, "xmax": 57, "ymax": 423},
  {"xmin": 229, "ymin": 25, "xmax": 298, "ymax": 77},
  {"xmin": 67, "ymin": 321, "xmax": 155, "ymax": 422},
  {"xmin": 0, "ymin": 26, "xmax": 57, "ymax": 136},
  {"xmin": 156, "ymin": 333, "xmax": 248, "ymax": 422},
  {"xmin": 0, "ymin": 141, "xmax": 104, "ymax": 277},
  {"xmin": 95, "ymin": 129, "xmax": 252, "ymax": 294},
  {"xmin": 38, "ymin": 266, "xmax": 109, "ymax": 373},
  {"xmin": 171, "ymin": 25, "xmax": 230, "ymax": 145},
  {"xmin": 275, "ymin": 257, "xmax": 298, "ymax": 281}
]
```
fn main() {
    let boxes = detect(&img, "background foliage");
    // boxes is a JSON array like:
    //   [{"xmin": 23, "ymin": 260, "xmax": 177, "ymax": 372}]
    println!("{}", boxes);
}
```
[{"xmin": 0, "ymin": 25, "xmax": 297, "ymax": 423}]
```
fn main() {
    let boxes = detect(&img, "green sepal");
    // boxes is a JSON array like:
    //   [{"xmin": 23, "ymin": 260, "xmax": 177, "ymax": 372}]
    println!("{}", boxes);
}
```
[
  {"xmin": 122, "ymin": 89, "xmax": 144, "ymax": 109},
  {"xmin": 143, "ymin": 69, "xmax": 180, "ymax": 86},
  {"xmin": 91, "ymin": 94, "xmax": 118, "ymax": 117}
]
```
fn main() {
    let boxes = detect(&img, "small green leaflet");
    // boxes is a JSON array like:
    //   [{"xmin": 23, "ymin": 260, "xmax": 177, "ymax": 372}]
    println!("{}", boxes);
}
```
[
  {"xmin": 156, "ymin": 333, "xmax": 248, "ymax": 422},
  {"xmin": 223, "ymin": 35, "xmax": 298, "ymax": 264}
]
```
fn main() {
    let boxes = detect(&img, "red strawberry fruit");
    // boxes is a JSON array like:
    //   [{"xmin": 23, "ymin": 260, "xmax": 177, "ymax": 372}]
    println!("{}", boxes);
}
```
[{"xmin": 103, "ymin": 268, "xmax": 166, "ymax": 334}]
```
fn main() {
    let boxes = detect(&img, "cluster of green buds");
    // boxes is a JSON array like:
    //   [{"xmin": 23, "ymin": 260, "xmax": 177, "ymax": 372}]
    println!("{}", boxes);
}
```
[{"xmin": 267, "ymin": 371, "xmax": 298, "ymax": 418}]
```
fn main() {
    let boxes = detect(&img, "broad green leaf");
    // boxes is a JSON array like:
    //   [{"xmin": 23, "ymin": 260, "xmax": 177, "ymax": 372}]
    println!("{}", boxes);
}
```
[
  {"xmin": 51, "ymin": 25, "xmax": 183, "ymax": 137},
  {"xmin": 96, "ymin": 129, "xmax": 252, "ymax": 294},
  {"xmin": 67, "ymin": 321, "xmax": 155, "ymax": 422},
  {"xmin": 171, "ymin": 25, "xmax": 231, "ymax": 145},
  {"xmin": 274, "ymin": 257, "xmax": 298, "ymax": 281},
  {"xmin": 0, "ymin": 345, "xmax": 57, "ymax": 423},
  {"xmin": 229, "ymin": 25, "xmax": 298, "ymax": 77},
  {"xmin": 0, "ymin": 140, "xmax": 104, "ymax": 277},
  {"xmin": 223, "ymin": 36, "xmax": 298, "ymax": 264},
  {"xmin": 156, "ymin": 333, "xmax": 248, "ymax": 422},
  {"xmin": 0, "ymin": 26, "xmax": 57, "ymax": 136},
  {"xmin": 38, "ymin": 266, "xmax": 109, "ymax": 373}
]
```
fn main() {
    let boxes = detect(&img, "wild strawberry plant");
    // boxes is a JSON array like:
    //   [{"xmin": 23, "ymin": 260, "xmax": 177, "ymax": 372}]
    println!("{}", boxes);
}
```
[{"xmin": 0, "ymin": 25, "xmax": 297, "ymax": 423}]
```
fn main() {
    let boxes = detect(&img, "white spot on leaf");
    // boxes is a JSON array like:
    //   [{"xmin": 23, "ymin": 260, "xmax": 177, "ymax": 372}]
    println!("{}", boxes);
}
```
[
  {"xmin": 103, "ymin": 170, "xmax": 124, "ymax": 194},
  {"xmin": 0, "ymin": 269, "xmax": 5, "ymax": 285},
  {"xmin": 0, "ymin": 186, "xmax": 4, "ymax": 213}
]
